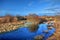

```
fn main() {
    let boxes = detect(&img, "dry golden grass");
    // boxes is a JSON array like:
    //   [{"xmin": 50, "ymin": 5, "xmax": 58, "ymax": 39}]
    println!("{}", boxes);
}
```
[
  {"xmin": 0, "ymin": 15, "xmax": 60, "ymax": 40},
  {"xmin": 47, "ymin": 19, "xmax": 60, "ymax": 40},
  {"xmin": 0, "ymin": 21, "xmax": 24, "ymax": 33}
]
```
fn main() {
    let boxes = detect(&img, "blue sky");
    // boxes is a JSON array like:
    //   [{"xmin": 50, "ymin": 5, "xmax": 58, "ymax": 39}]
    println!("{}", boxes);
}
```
[{"xmin": 0, "ymin": 0, "xmax": 60, "ymax": 16}]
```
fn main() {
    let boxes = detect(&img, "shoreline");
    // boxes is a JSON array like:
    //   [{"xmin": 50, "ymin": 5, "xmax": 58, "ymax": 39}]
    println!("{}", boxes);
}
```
[{"xmin": 0, "ymin": 22, "xmax": 24, "ymax": 34}]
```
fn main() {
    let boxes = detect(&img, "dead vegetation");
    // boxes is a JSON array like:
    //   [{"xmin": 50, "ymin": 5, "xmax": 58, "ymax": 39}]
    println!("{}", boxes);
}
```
[
  {"xmin": 47, "ymin": 20, "xmax": 60, "ymax": 40},
  {"xmin": 0, "ymin": 14, "xmax": 60, "ymax": 40}
]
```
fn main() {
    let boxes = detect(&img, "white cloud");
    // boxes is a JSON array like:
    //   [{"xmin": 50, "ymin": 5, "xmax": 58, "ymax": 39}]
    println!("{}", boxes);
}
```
[
  {"xmin": 44, "ymin": 5, "xmax": 60, "ymax": 13},
  {"xmin": 39, "ymin": 10, "xmax": 55, "ymax": 13},
  {"xmin": 28, "ymin": 1, "xmax": 34, "ymax": 7}
]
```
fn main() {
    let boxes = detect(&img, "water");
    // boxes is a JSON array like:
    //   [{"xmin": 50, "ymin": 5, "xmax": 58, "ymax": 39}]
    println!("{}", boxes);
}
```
[
  {"xmin": 0, "ymin": 27, "xmax": 36, "ymax": 40},
  {"xmin": 0, "ymin": 24, "xmax": 56, "ymax": 40}
]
